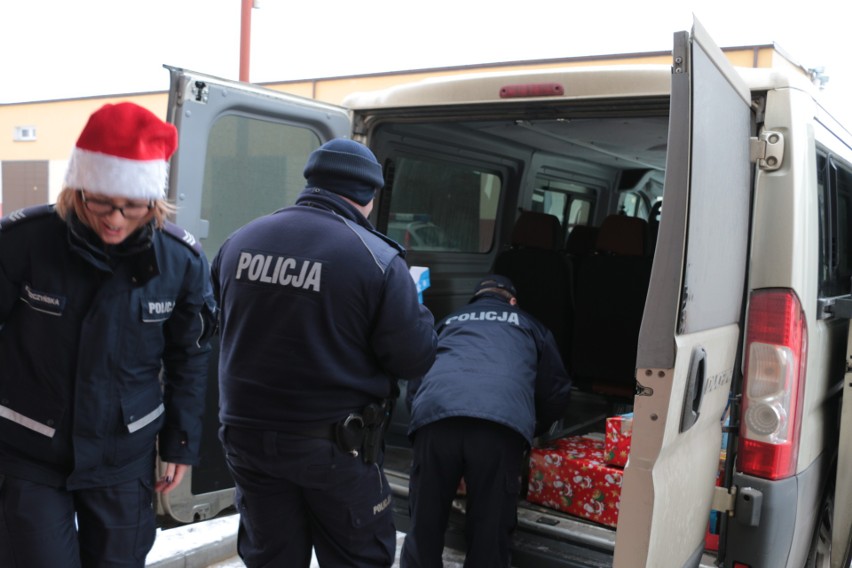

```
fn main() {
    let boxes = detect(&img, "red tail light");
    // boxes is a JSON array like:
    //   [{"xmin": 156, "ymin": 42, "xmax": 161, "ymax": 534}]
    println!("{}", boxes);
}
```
[{"xmin": 737, "ymin": 289, "xmax": 807, "ymax": 480}]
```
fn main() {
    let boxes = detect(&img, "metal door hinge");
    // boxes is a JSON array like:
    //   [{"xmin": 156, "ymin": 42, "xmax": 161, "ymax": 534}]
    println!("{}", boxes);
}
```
[
  {"xmin": 749, "ymin": 131, "xmax": 784, "ymax": 171},
  {"xmin": 818, "ymin": 295, "xmax": 852, "ymax": 320},
  {"xmin": 711, "ymin": 485, "xmax": 737, "ymax": 514}
]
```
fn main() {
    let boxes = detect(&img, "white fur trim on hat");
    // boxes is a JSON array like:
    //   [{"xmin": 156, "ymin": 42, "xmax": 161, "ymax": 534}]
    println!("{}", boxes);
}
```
[
  {"xmin": 64, "ymin": 102, "xmax": 177, "ymax": 201},
  {"xmin": 65, "ymin": 147, "xmax": 169, "ymax": 200}
]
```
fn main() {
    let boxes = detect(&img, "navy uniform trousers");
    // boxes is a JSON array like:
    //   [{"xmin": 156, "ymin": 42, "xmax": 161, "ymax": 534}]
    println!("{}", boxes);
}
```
[
  {"xmin": 0, "ymin": 472, "xmax": 156, "ymax": 568},
  {"xmin": 400, "ymin": 417, "xmax": 527, "ymax": 568},
  {"xmin": 220, "ymin": 425, "xmax": 396, "ymax": 568}
]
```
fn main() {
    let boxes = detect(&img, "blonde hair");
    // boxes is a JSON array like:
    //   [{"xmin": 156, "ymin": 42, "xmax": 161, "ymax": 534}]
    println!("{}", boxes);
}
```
[{"xmin": 55, "ymin": 187, "xmax": 176, "ymax": 229}]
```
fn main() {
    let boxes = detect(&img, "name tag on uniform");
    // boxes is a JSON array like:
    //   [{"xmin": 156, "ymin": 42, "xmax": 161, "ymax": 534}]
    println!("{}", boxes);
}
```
[{"xmin": 21, "ymin": 284, "xmax": 65, "ymax": 316}]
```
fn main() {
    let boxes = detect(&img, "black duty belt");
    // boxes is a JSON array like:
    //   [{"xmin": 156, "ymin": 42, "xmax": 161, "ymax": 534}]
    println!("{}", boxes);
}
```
[
  {"xmin": 281, "ymin": 401, "xmax": 391, "ymax": 464},
  {"xmin": 288, "ymin": 423, "xmax": 337, "ymax": 441}
]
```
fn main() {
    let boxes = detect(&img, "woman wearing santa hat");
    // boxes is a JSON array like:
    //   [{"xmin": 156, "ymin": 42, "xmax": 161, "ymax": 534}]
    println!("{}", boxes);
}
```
[{"xmin": 0, "ymin": 102, "xmax": 216, "ymax": 567}]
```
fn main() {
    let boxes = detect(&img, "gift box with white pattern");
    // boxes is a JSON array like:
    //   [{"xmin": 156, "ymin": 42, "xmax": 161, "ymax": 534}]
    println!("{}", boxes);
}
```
[{"xmin": 527, "ymin": 435, "xmax": 623, "ymax": 528}]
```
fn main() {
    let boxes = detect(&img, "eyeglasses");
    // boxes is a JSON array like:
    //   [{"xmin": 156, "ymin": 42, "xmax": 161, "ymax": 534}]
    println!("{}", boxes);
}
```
[{"xmin": 80, "ymin": 192, "xmax": 153, "ymax": 220}]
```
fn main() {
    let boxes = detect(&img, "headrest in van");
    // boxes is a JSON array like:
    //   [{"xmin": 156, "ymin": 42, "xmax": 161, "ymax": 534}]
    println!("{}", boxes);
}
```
[
  {"xmin": 596, "ymin": 215, "xmax": 647, "ymax": 256},
  {"xmin": 511, "ymin": 211, "xmax": 562, "ymax": 251}
]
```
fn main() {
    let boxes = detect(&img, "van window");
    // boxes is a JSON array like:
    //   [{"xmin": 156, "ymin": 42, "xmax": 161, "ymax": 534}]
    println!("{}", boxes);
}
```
[
  {"xmin": 199, "ymin": 116, "xmax": 320, "ymax": 256},
  {"xmin": 616, "ymin": 169, "xmax": 665, "ymax": 221},
  {"xmin": 386, "ymin": 157, "xmax": 501, "ymax": 253},
  {"xmin": 533, "ymin": 190, "xmax": 567, "ymax": 222},
  {"xmin": 617, "ymin": 191, "xmax": 647, "ymax": 218},
  {"xmin": 818, "ymin": 153, "xmax": 852, "ymax": 297},
  {"xmin": 568, "ymin": 199, "xmax": 592, "ymax": 226},
  {"xmin": 532, "ymin": 178, "xmax": 596, "ymax": 237}
]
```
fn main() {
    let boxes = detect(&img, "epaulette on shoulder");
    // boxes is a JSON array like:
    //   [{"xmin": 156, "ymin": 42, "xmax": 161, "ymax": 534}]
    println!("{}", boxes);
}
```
[
  {"xmin": 340, "ymin": 217, "xmax": 404, "ymax": 273},
  {"xmin": 162, "ymin": 221, "xmax": 203, "ymax": 256},
  {"xmin": 0, "ymin": 204, "xmax": 56, "ymax": 232},
  {"xmin": 371, "ymin": 228, "xmax": 407, "ymax": 258}
]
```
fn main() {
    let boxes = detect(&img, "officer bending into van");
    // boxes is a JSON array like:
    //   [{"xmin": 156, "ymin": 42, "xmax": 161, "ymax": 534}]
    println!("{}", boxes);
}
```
[
  {"xmin": 212, "ymin": 138, "xmax": 438, "ymax": 567},
  {"xmin": 401, "ymin": 275, "xmax": 572, "ymax": 568}
]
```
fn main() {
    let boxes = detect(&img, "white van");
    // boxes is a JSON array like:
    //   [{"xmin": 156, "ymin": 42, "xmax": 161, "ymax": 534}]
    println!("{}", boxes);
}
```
[{"xmin": 159, "ymin": 19, "xmax": 852, "ymax": 568}]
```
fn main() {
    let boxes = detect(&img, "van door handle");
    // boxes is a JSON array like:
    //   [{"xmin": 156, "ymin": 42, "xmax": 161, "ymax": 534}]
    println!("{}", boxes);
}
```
[{"xmin": 680, "ymin": 347, "xmax": 706, "ymax": 432}]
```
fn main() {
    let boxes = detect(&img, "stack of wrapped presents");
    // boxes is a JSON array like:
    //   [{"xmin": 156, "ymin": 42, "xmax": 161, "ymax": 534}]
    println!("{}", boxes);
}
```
[{"xmin": 526, "ymin": 414, "xmax": 633, "ymax": 528}]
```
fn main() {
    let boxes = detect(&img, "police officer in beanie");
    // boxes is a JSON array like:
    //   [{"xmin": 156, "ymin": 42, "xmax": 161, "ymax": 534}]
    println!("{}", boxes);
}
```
[
  {"xmin": 401, "ymin": 275, "xmax": 572, "ymax": 568},
  {"xmin": 212, "ymin": 138, "xmax": 437, "ymax": 567},
  {"xmin": 0, "ymin": 102, "xmax": 216, "ymax": 567}
]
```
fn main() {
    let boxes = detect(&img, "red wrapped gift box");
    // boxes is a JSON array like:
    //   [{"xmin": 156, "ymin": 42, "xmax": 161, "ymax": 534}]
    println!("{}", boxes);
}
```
[
  {"xmin": 604, "ymin": 414, "xmax": 633, "ymax": 467},
  {"xmin": 527, "ymin": 436, "xmax": 623, "ymax": 528}
]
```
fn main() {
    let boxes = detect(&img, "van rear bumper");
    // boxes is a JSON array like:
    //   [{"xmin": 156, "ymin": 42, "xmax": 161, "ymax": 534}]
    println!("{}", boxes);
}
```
[{"xmin": 723, "ymin": 453, "xmax": 826, "ymax": 568}]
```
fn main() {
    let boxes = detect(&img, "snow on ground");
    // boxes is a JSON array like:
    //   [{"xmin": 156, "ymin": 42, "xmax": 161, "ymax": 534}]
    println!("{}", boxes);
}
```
[
  {"xmin": 146, "ymin": 513, "xmax": 467, "ymax": 567},
  {"xmin": 146, "ymin": 514, "xmax": 239, "ymax": 566},
  {"xmin": 205, "ymin": 531, "xmax": 467, "ymax": 567}
]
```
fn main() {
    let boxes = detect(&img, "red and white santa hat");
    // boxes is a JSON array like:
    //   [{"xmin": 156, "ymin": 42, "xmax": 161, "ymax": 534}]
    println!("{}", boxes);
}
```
[{"xmin": 64, "ymin": 102, "xmax": 178, "ymax": 201}]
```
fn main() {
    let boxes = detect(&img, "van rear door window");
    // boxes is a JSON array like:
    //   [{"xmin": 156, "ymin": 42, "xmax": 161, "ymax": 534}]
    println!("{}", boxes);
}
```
[
  {"xmin": 199, "ymin": 116, "xmax": 320, "ymax": 257},
  {"xmin": 818, "ymin": 153, "xmax": 852, "ymax": 297},
  {"xmin": 385, "ymin": 157, "xmax": 501, "ymax": 253}
]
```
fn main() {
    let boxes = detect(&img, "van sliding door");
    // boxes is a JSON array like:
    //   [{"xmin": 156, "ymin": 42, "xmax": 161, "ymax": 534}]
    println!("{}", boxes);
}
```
[{"xmin": 613, "ymin": 19, "xmax": 752, "ymax": 568}]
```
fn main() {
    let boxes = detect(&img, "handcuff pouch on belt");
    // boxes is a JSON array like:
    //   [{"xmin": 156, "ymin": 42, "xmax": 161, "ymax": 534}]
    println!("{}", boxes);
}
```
[
  {"xmin": 334, "ymin": 414, "xmax": 366, "ymax": 456},
  {"xmin": 334, "ymin": 401, "xmax": 390, "ymax": 464}
]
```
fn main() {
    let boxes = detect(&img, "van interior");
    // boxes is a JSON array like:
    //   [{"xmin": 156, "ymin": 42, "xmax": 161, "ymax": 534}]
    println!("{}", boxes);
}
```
[{"xmin": 367, "ymin": 103, "xmax": 673, "ymax": 553}]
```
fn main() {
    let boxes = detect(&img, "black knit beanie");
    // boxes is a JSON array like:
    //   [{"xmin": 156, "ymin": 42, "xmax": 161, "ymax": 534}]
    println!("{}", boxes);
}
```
[{"xmin": 303, "ymin": 139, "xmax": 384, "ymax": 206}]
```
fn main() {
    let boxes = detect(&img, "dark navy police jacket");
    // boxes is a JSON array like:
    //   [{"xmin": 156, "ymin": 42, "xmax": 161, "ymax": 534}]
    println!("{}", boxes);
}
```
[
  {"xmin": 407, "ymin": 293, "xmax": 572, "ymax": 444},
  {"xmin": 212, "ymin": 188, "xmax": 437, "ymax": 430},
  {"xmin": 0, "ymin": 205, "xmax": 216, "ymax": 489}
]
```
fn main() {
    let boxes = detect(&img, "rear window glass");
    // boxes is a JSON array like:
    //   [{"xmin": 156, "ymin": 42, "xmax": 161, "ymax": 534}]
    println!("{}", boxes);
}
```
[{"xmin": 199, "ymin": 115, "xmax": 320, "ymax": 257}]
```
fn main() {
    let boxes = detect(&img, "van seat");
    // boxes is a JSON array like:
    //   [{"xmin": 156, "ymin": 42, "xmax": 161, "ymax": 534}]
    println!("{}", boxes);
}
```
[
  {"xmin": 571, "ymin": 215, "xmax": 651, "ymax": 398},
  {"xmin": 493, "ymin": 211, "xmax": 572, "ymax": 367},
  {"xmin": 564, "ymin": 225, "xmax": 600, "ymax": 314},
  {"xmin": 565, "ymin": 225, "xmax": 600, "ymax": 256}
]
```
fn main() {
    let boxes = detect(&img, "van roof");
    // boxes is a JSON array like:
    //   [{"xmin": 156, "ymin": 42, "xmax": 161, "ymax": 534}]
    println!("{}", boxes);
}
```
[{"xmin": 343, "ymin": 64, "xmax": 817, "ymax": 110}]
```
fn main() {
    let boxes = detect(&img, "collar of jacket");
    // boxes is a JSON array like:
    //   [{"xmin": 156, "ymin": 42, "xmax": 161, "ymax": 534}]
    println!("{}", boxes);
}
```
[
  {"xmin": 66, "ymin": 213, "xmax": 159, "ymax": 284},
  {"xmin": 295, "ymin": 187, "xmax": 374, "ymax": 231},
  {"xmin": 469, "ymin": 291, "xmax": 514, "ymax": 305}
]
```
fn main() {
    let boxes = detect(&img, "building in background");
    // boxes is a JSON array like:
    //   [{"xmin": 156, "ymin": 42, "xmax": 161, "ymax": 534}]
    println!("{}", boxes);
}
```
[{"xmin": 0, "ymin": 44, "xmax": 818, "ymax": 216}]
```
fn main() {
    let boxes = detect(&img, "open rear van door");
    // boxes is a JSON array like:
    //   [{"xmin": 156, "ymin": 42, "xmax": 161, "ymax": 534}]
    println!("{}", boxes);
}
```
[
  {"xmin": 613, "ymin": 20, "xmax": 752, "ymax": 567},
  {"xmin": 159, "ymin": 66, "xmax": 351, "ymax": 523}
]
